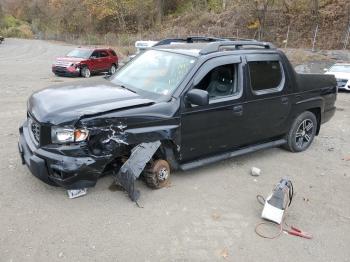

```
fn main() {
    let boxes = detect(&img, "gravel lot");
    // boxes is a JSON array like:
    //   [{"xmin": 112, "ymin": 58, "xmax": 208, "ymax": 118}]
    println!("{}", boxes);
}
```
[{"xmin": 1, "ymin": 38, "xmax": 350, "ymax": 262}]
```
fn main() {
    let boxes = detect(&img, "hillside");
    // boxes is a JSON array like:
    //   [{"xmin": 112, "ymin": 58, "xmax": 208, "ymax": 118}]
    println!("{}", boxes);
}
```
[{"xmin": 0, "ymin": 0, "xmax": 349, "ymax": 50}]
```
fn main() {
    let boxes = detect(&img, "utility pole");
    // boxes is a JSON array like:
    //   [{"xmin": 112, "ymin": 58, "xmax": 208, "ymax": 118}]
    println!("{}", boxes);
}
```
[
  {"xmin": 312, "ymin": 24, "xmax": 318, "ymax": 52},
  {"xmin": 344, "ymin": 23, "xmax": 350, "ymax": 49},
  {"xmin": 284, "ymin": 25, "xmax": 290, "ymax": 48}
]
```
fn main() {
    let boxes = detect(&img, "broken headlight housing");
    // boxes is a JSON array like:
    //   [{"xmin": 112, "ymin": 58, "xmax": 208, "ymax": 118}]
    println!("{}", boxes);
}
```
[{"xmin": 51, "ymin": 127, "xmax": 89, "ymax": 144}]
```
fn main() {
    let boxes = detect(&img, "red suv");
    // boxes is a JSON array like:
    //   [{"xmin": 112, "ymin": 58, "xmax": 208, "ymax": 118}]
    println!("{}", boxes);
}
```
[{"xmin": 52, "ymin": 47, "xmax": 118, "ymax": 78}]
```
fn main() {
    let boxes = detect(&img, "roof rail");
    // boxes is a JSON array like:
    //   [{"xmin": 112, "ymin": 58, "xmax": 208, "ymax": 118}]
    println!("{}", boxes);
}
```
[
  {"xmin": 154, "ymin": 36, "xmax": 229, "ymax": 46},
  {"xmin": 224, "ymin": 37, "xmax": 257, "ymax": 42},
  {"xmin": 199, "ymin": 40, "xmax": 275, "ymax": 55}
]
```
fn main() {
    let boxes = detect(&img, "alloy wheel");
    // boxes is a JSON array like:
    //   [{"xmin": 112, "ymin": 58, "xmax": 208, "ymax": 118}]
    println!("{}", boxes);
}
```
[{"xmin": 295, "ymin": 119, "xmax": 314, "ymax": 149}]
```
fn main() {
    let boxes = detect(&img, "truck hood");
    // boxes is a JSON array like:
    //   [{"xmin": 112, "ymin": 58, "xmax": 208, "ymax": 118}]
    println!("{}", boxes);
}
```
[
  {"xmin": 325, "ymin": 72, "xmax": 350, "ymax": 80},
  {"xmin": 28, "ymin": 80, "xmax": 155, "ymax": 125}
]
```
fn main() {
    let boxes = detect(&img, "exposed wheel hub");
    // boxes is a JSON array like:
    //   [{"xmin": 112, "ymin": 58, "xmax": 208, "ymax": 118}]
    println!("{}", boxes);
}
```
[{"xmin": 158, "ymin": 167, "xmax": 169, "ymax": 181}]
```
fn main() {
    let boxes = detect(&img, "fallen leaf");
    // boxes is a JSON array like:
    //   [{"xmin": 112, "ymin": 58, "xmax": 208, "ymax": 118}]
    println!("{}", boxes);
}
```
[
  {"xmin": 212, "ymin": 212, "xmax": 221, "ymax": 221},
  {"xmin": 220, "ymin": 247, "xmax": 229, "ymax": 259}
]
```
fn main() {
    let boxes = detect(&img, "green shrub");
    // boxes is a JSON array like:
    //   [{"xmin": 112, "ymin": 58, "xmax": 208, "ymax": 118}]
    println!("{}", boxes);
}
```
[
  {"xmin": 0, "ymin": 15, "xmax": 33, "ymax": 38},
  {"xmin": 3, "ymin": 15, "xmax": 22, "ymax": 28}
]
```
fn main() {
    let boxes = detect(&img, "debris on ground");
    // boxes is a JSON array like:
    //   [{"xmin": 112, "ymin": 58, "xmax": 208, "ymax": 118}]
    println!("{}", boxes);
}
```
[
  {"xmin": 255, "ymin": 178, "xmax": 313, "ymax": 240},
  {"xmin": 219, "ymin": 247, "xmax": 229, "ymax": 259},
  {"xmin": 113, "ymin": 141, "xmax": 161, "ymax": 202},
  {"xmin": 303, "ymin": 197, "xmax": 310, "ymax": 202},
  {"xmin": 251, "ymin": 167, "xmax": 261, "ymax": 176},
  {"xmin": 261, "ymin": 178, "xmax": 293, "ymax": 224},
  {"xmin": 284, "ymin": 225, "xmax": 312, "ymax": 239},
  {"xmin": 67, "ymin": 188, "xmax": 88, "ymax": 199},
  {"xmin": 211, "ymin": 212, "xmax": 221, "ymax": 221}
]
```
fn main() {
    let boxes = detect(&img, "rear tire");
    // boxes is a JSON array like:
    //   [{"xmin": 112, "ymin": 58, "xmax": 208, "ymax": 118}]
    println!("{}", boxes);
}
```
[
  {"xmin": 143, "ymin": 160, "xmax": 170, "ymax": 189},
  {"xmin": 284, "ymin": 111, "xmax": 317, "ymax": 152},
  {"xmin": 81, "ymin": 66, "xmax": 91, "ymax": 78}
]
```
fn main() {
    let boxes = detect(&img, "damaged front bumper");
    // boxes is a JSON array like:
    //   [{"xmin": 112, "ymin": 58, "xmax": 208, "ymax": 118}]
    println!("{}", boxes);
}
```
[
  {"xmin": 52, "ymin": 66, "xmax": 81, "ymax": 77},
  {"xmin": 18, "ymin": 121, "xmax": 109, "ymax": 189}
]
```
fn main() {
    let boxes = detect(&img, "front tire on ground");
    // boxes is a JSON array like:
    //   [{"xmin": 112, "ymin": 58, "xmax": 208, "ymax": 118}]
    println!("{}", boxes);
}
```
[
  {"xmin": 109, "ymin": 64, "xmax": 117, "ymax": 75},
  {"xmin": 81, "ymin": 66, "xmax": 91, "ymax": 78},
  {"xmin": 284, "ymin": 111, "xmax": 317, "ymax": 152},
  {"xmin": 143, "ymin": 160, "xmax": 170, "ymax": 189}
]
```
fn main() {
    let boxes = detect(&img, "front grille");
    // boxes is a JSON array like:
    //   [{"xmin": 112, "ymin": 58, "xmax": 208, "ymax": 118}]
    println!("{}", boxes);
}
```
[
  {"xmin": 54, "ymin": 66, "xmax": 69, "ymax": 73},
  {"xmin": 55, "ymin": 60, "xmax": 72, "ymax": 67},
  {"xmin": 336, "ymin": 78, "xmax": 348, "ymax": 88},
  {"xmin": 28, "ymin": 117, "xmax": 41, "ymax": 144}
]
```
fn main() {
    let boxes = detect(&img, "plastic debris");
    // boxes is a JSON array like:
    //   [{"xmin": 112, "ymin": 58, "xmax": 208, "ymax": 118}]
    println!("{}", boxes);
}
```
[
  {"xmin": 261, "ymin": 178, "xmax": 293, "ymax": 224},
  {"xmin": 67, "ymin": 188, "xmax": 88, "ymax": 199},
  {"xmin": 251, "ymin": 167, "xmax": 261, "ymax": 176},
  {"xmin": 114, "ymin": 141, "xmax": 161, "ymax": 202}
]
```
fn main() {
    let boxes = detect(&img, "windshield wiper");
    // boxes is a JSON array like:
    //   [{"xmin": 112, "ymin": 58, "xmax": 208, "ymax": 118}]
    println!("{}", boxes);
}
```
[{"xmin": 119, "ymin": 85, "xmax": 137, "ymax": 93}]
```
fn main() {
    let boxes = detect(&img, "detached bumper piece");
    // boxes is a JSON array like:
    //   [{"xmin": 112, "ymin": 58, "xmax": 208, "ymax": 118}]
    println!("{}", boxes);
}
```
[{"xmin": 114, "ymin": 141, "xmax": 161, "ymax": 202}]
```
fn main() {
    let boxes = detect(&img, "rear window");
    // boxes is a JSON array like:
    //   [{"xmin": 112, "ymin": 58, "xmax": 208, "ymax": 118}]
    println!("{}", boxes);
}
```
[
  {"xmin": 248, "ymin": 61, "xmax": 283, "ymax": 92},
  {"xmin": 110, "ymin": 50, "xmax": 117, "ymax": 56}
]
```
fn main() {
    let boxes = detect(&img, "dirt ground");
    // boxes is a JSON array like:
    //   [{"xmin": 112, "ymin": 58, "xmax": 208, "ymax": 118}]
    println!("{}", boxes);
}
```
[{"xmin": 0, "ymin": 38, "xmax": 349, "ymax": 262}]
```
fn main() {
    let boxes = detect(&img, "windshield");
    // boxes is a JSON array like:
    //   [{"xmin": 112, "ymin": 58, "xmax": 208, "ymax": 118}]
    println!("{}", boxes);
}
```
[
  {"xmin": 329, "ymin": 65, "xmax": 350, "ymax": 73},
  {"xmin": 112, "ymin": 50, "xmax": 197, "ymax": 96},
  {"xmin": 66, "ymin": 49, "xmax": 92, "ymax": 58}
]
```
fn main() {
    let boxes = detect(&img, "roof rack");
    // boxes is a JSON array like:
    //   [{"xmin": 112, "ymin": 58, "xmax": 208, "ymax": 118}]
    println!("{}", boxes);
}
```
[
  {"xmin": 154, "ymin": 36, "xmax": 229, "ymax": 46},
  {"xmin": 224, "ymin": 37, "xmax": 257, "ymax": 42},
  {"xmin": 199, "ymin": 40, "xmax": 275, "ymax": 55}
]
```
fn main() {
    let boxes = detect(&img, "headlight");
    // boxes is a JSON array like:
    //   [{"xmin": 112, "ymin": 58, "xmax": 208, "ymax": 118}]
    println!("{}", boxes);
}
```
[{"xmin": 51, "ymin": 127, "xmax": 89, "ymax": 144}]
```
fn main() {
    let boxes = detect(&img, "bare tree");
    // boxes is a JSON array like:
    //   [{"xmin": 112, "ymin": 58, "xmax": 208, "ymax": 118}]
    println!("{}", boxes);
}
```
[
  {"xmin": 222, "ymin": 0, "xmax": 227, "ymax": 10},
  {"xmin": 254, "ymin": 0, "xmax": 275, "ymax": 40},
  {"xmin": 310, "ymin": 0, "xmax": 319, "ymax": 23},
  {"xmin": 156, "ymin": 0, "xmax": 164, "ymax": 24}
]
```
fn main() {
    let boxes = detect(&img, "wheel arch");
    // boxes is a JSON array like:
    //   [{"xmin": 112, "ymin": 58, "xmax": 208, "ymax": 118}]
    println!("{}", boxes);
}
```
[
  {"xmin": 306, "ymin": 107, "xmax": 321, "ymax": 135},
  {"xmin": 154, "ymin": 140, "xmax": 180, "ymax": 171}
]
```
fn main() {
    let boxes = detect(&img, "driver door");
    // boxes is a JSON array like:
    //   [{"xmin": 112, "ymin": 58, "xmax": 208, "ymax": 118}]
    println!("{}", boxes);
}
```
[
  {"xmin": 90, "ymin": 50, "xmax": 103, "ymax": 71},
  {"xmin": 180, "ymin": 56, "xmax": 247, "ymax": 162}
]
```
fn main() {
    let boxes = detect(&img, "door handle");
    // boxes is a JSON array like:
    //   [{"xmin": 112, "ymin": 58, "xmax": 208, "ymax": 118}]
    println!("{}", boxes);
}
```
[
  {"xmin": 233, "ymin": 105, "xmax": 243, "ymax": 116},
  {"xmin": 281, "ymin": 96, "xmax": 289, "ymax": 104}
]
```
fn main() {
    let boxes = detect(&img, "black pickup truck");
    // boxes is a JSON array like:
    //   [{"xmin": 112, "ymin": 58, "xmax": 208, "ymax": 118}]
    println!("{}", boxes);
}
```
[{"xmin": 18, "ymin": 37, "xmax": 337, "ymax": 200}]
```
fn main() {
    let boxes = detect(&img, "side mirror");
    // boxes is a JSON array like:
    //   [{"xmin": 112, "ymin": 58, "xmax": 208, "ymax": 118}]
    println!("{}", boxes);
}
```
[{"xmin": 186, "ymin": 89, "xmax": 209, "ymax": 106}]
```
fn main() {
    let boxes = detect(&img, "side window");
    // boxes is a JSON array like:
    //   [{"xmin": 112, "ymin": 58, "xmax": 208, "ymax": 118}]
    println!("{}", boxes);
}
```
[
  {"xmin": 100, "ymin": 51, "xmax": 109, "ymax": 57},
  {"xmin": 248, "ymin": 61, "xmax": 283, "ymax": 93},
  {"xmin": 91, "ymin": 51, "xmax": 99, "ymax": 58},
  {"xmin": 194, "ymin": 64, "xmax": 238, "ymax": 100}
]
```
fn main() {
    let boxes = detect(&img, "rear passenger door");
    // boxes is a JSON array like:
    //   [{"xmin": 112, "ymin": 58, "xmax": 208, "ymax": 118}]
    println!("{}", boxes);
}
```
[{"xmin": 243, "ymin": 54, "xmax": 292, "ymax": 143}]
